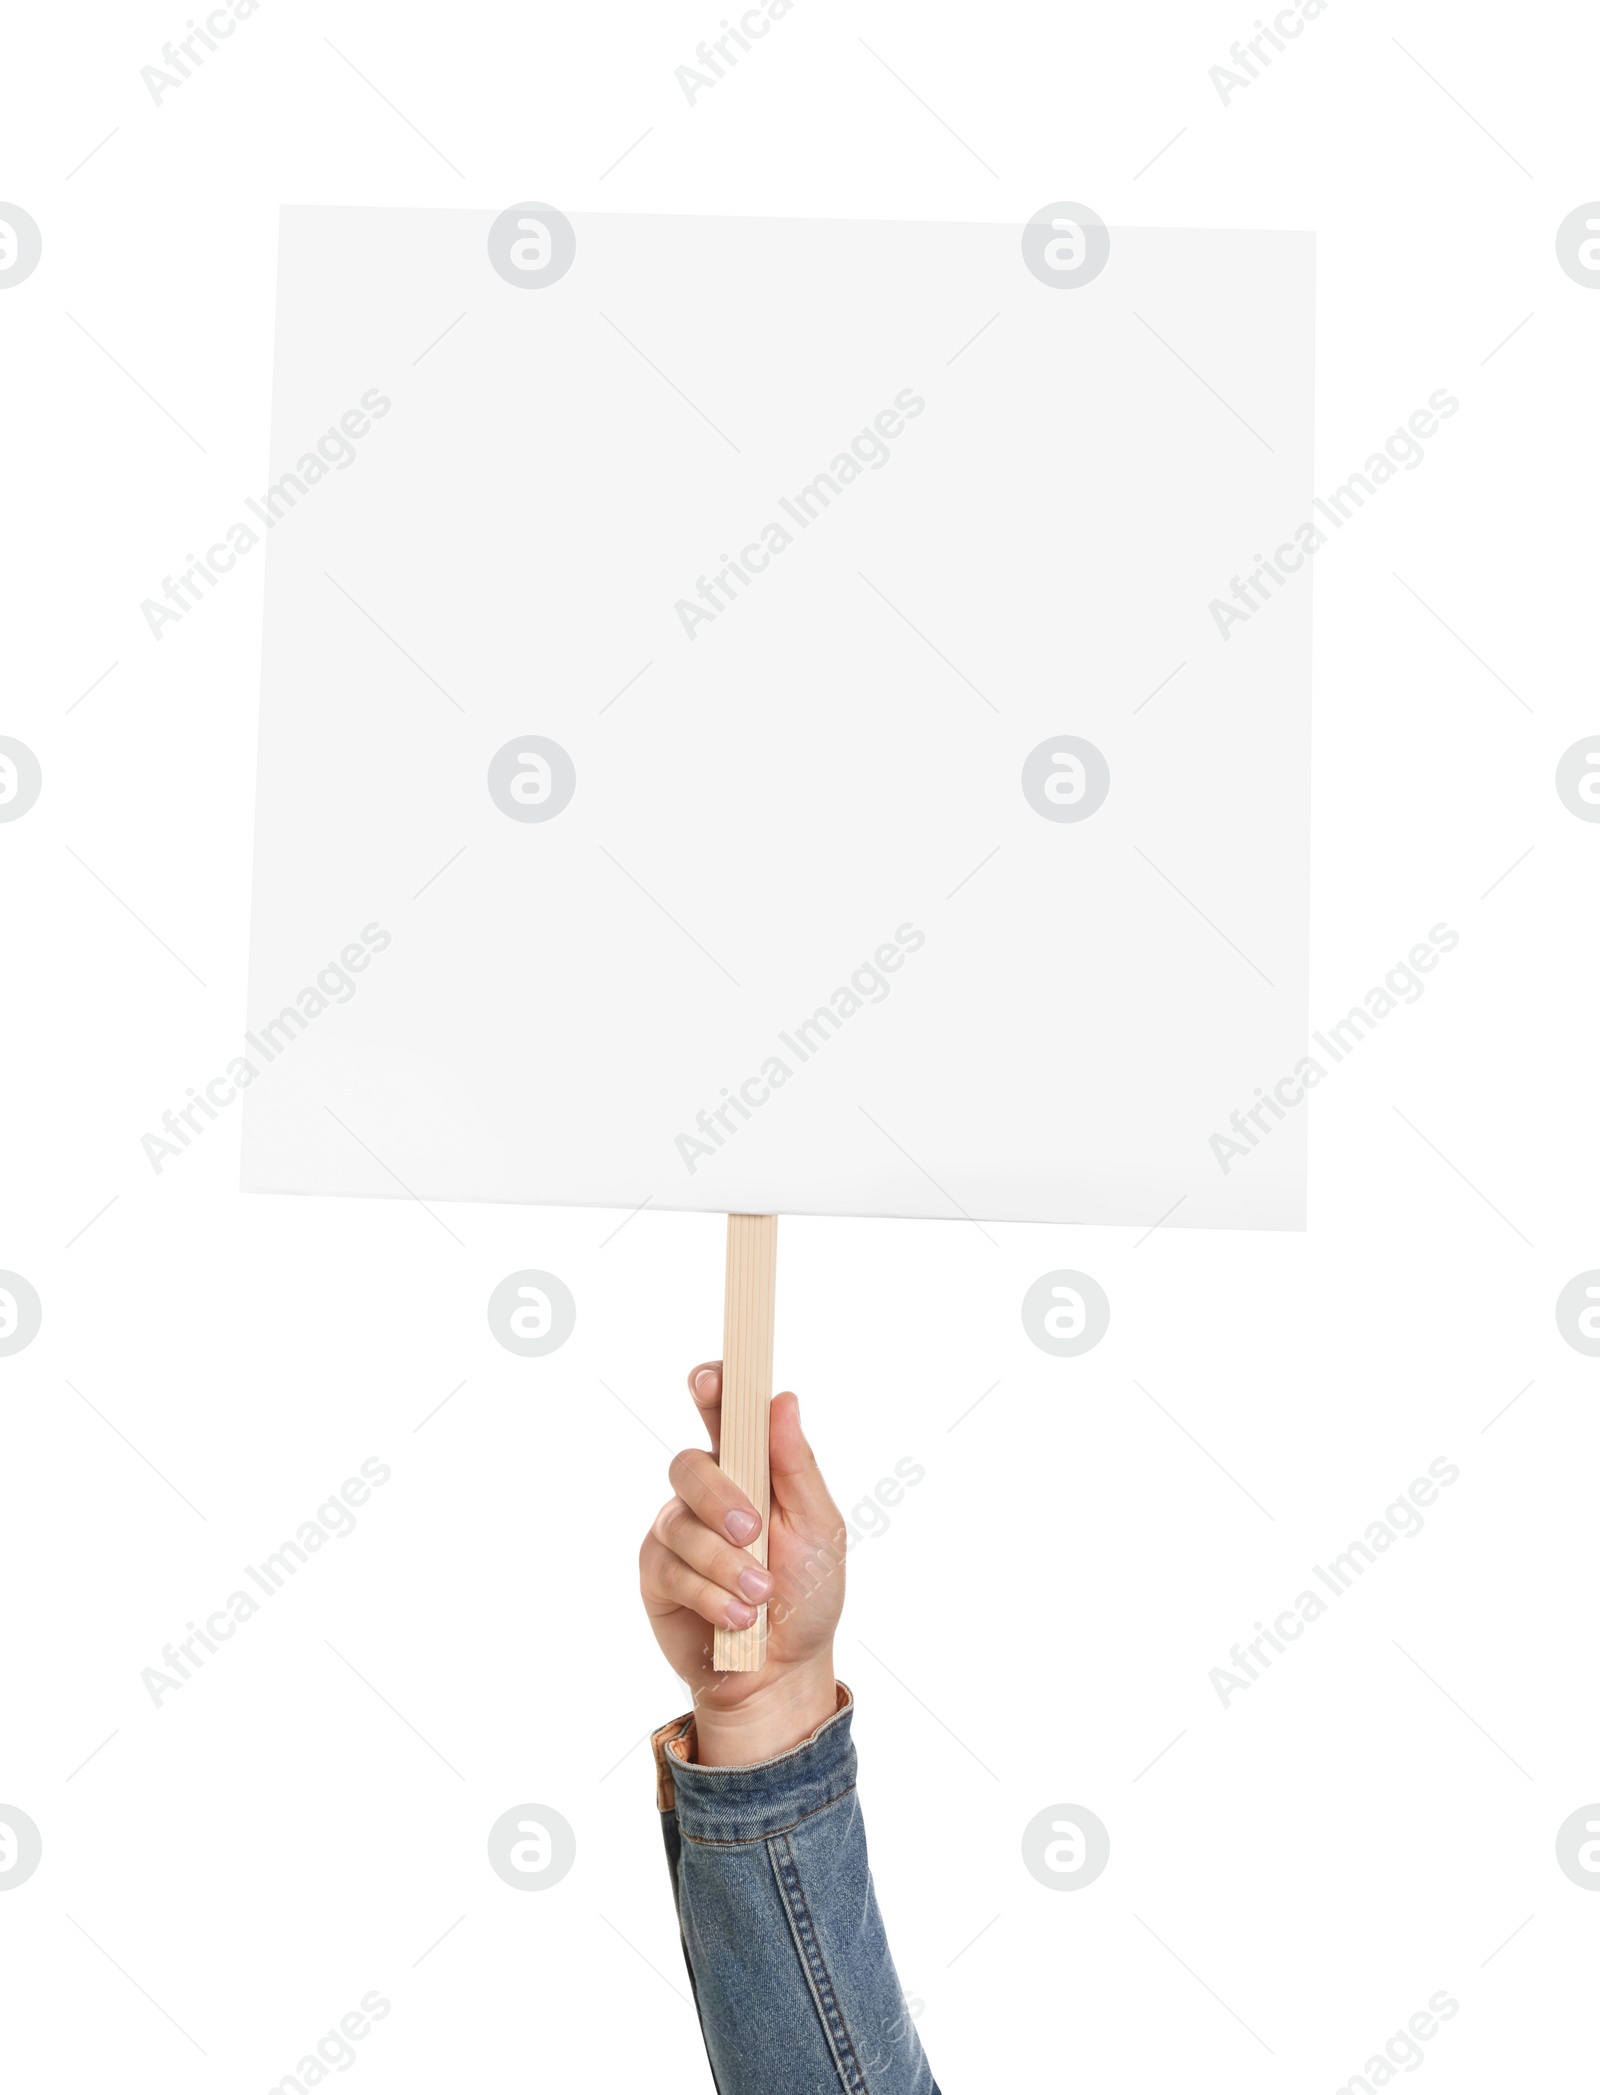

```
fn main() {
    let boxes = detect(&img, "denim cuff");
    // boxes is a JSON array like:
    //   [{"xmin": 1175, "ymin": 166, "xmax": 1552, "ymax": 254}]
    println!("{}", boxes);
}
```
[{"xmin": 651, "ymin": 1682, "xmax": 856, "ymax": 1843}]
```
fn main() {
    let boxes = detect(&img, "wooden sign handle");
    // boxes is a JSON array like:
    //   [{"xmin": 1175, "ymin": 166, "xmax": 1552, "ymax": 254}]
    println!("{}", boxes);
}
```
[{"xmin": 713, "ymin": 1214, "xmax": 778, "ymax": 1673}]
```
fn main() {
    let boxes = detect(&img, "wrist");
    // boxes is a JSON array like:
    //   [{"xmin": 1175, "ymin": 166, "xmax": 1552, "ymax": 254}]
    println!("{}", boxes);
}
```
[{"xmin": 689, "ymin": 1652, "xmax": 839, "ymax": 1767}]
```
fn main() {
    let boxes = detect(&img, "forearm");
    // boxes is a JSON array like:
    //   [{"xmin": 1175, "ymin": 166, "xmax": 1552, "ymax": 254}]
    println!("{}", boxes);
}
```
[{"xmin": 653, "ymin": 1682, "xmax": 938, "ymax": 2095}]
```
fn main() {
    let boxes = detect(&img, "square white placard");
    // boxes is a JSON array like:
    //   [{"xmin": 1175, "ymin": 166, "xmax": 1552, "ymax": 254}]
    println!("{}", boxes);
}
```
[{"xmin": 243, "ymin": 208, "xmax": 1313, "ymax": 1227}]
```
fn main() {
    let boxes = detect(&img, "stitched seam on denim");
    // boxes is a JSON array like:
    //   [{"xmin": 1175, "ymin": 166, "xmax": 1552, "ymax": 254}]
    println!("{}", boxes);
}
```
[
  {"xmin": 769, "ymin": 1831, "xmax": 869, "ymax": 2094},
  {"xmin": 679, "ymin": 1782, "xmax": 858, "ymax": 1847}
]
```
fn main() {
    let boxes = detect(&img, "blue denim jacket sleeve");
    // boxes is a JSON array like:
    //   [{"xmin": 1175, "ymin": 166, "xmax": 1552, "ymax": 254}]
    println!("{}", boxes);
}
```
[{"xmin": 652, "ymin": 1683, "xmax": 940, "ymax": 2094}]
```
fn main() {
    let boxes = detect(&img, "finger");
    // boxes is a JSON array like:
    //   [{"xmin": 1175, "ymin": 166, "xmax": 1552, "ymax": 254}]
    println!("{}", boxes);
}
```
[
  {"xmin": 639, "ymin": 1532, "xmax": 761, "ymax": 1631},
  {"xmin": 653, "ymin": 1496, "xmax": 775, "ymax": 1606},
  {"xmin": 769, "ymin": 1391, "xmax": 840, "ymax": 1529},
  {"xmin": 669, "ymin": 1446, "xmax": 761, "ymax": 1546},
  {"xmin": 686, "ymin": 1360, "xmax": 722, "ymax": 1456}
]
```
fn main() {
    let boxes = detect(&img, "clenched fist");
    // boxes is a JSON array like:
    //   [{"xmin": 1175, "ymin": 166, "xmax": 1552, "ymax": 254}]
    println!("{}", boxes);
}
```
[{"xmin": 640, "ymin": 1362, "xmax": 846, "ymax": 1765}]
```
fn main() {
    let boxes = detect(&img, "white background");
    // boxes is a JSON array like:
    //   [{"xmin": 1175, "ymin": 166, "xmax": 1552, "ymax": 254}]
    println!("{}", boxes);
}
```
[{"xmin": 3, "ymin": 2, "xmax": 1598, "ymax": 2090}]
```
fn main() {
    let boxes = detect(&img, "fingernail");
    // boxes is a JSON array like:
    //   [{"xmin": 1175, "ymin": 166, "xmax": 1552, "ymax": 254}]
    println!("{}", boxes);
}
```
[
  {"xmin": 694, "ymin": 1368, "xmax": 718, "ymax": 1398},
  {"xmin": 726, "ymin": 1599, "xmax": 757, "ymax": 1628},
  {"xmin": 725, "ymin": 1508, "xmax": 760, "ymax": 1544},
  {"xmin": 738, "ymin": 1566, "xmax": 773, "ymax": 1601}
]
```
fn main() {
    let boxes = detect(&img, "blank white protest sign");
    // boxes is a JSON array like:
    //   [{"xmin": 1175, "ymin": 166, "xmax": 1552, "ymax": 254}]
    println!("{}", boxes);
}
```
[{"xmin": 243, "ymin": 208, "xmax": 1312, "ymax": 1228}]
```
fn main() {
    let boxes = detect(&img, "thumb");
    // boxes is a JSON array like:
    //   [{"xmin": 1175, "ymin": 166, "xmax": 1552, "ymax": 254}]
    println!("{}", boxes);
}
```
[{"xmin": 768, "ymin": 1391, "xmax": 839, "ymax": 1531}]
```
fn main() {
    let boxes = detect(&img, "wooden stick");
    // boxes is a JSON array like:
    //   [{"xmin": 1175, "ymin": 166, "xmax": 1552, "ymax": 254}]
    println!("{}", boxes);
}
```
[{"xmin": 712, "ymin": 1214, "xmax": 778, "ymax": 1673}]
